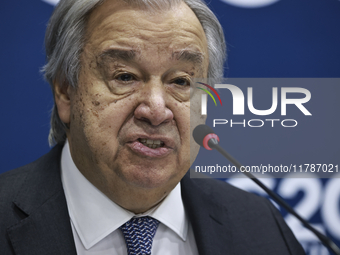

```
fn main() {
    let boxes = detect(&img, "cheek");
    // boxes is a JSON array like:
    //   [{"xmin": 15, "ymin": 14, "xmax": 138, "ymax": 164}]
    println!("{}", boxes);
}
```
[
  {"xmin": 190, "ymin": 91, "xmax": 206, "ymax": 128},
  {"xmin": 173, "ymin": 101, "xmax": 191, "ymax": 153},
  {"xmin": 72, "ymin": 91, "xmax": 136, "ymax": 154},
  {"xmin": 189, "ymin": 94, "xmax": 206, "ymax": 164}
]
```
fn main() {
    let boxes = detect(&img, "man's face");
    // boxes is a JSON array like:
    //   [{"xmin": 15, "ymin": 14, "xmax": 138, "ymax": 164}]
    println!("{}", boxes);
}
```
[{"xmin": 57, "ymin": 0, "xmax": 208, "ymax": 201}]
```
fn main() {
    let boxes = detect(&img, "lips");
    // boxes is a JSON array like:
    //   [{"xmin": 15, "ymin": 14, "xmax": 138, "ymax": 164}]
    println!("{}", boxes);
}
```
[{"xmin": 126, "ymin": 135, "xmax": 174, "ymax": 158}]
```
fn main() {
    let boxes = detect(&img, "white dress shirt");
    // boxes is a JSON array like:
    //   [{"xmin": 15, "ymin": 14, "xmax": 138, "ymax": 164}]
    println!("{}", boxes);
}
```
[{"xmin": 61, "ymin": 141, "xmax": 198, "ymax": 255}]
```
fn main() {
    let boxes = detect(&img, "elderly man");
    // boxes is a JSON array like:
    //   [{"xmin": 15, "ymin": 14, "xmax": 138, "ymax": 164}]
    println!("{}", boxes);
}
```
[{"xmin": 0, "ymin": 0, "xmax": 305, "ymax": 254}]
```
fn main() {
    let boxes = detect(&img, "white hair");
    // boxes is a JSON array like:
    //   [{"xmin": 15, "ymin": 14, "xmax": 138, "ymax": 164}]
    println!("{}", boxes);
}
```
[{"xmin": 42, "ymin": 0, "xmax": 226, "ymax": 145}]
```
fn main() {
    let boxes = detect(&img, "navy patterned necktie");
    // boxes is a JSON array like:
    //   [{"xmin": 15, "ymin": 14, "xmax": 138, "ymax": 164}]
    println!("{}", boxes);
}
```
[{"xmin": 120, "ymin": 216, "xmax": 160, "ymax": 255}]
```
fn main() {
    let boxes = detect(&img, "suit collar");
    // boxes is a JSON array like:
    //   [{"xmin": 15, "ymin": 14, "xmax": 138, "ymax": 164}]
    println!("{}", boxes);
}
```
[
  {"xmin": 181, "ymin": 173, "xmax": 234, "ymax": 255},
  {"xmin": 7, "ymin": 144, "xmax": 77, "ymax": 255}
]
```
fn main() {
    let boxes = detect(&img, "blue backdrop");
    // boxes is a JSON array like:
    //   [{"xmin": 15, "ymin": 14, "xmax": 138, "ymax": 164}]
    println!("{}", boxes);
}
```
[{"xmin": 1, "ymin": 1, "xmax": 339, "ymax": 254}]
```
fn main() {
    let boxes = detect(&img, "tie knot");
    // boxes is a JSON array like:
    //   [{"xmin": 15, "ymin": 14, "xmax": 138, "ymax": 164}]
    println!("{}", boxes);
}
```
[{"xmin": 120, "ymin": 216, "xmax": 160, "ymax": 255}]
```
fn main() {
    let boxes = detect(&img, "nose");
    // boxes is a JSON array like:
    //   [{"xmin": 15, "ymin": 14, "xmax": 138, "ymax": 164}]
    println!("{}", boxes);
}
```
[{"xmin": 134, "ymin": 81, "xmax": 174, "ymax": 126}]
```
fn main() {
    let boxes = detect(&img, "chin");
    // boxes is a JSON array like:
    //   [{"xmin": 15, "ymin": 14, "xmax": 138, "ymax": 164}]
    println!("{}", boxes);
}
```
[{"xmin": 120, "ymin": 166, "xmax": 180, "ymax": 190}]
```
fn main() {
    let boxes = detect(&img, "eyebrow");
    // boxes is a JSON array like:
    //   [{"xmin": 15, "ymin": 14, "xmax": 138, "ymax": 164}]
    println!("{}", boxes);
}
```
[
  {"xmin": 172, "ymin": 50, "xmax": 205, "ymax": 66},
  {"xmin": 99, "ymin": 48, "xmax": 205, "ymax": 66},
  {"xmin": 99, "ymin": 48, "xmax": 138, "ymax": 62}
]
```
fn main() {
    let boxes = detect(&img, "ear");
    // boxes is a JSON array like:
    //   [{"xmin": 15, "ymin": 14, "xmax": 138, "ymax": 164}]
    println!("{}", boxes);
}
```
[{"xmin": 54, "ymin": 80, "xmax": 72, "ymax": 124}]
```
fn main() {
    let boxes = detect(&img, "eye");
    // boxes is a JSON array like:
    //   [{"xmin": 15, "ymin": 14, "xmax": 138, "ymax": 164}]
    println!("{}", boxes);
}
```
[
  {"xmin": 115, "ymin": 73, "xmax": 135, "ymax": 82},
  {"xmin": 173, "ymin": 77, "xmax": 190, "ymax": 86}
]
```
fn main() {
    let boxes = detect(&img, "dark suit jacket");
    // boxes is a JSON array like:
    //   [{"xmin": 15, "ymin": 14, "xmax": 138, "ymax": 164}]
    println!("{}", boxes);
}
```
[{"xmin": 0, "ymin": 145, "xmax": 305, "ymax": 255}]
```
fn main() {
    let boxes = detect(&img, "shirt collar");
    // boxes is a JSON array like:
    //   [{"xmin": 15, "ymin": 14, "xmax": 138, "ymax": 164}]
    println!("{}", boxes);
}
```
[{"xmin": 61, "ymin": 141, "xmax": 188, "ymax": 249}]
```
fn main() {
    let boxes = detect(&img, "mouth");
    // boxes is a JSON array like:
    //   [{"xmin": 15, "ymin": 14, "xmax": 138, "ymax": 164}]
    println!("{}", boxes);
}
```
[
  {"xmin": 126, "ymin": 135, "xmax": 173, "ymax": 158},
  {"xmin": 138, "ymin": 138, "xmax": 165, "ymax": 149}
]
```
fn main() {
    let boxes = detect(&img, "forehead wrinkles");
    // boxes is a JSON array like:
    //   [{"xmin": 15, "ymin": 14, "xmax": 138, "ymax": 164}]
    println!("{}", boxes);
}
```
[
  {"xmin": 133, "ymin": 18, "xmax": 206, "ymax": 49},
  {"xmin": 85, "ymin": 0, "xmax": 178, "ymax": 40},
  {"xmin": 85, "ymin": 1, "xmax": 207, "ymax": 48},
  {"xmin": 87, "ymin": 19, "xmax": 207, "ymax": 69}
]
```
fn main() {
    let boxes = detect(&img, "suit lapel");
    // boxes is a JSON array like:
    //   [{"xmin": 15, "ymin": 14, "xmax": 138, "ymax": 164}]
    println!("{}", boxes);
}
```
[
  {"xmin": 181, "ymin": 174, "xmax": 234, "ymax": 255},
  {"xmin": 7, "ymin": 145, "xmax": 77, "ymax": 255},
  {"xmin": 6, "ymin": 147, "xmax": 233, "ymax": 255}
]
